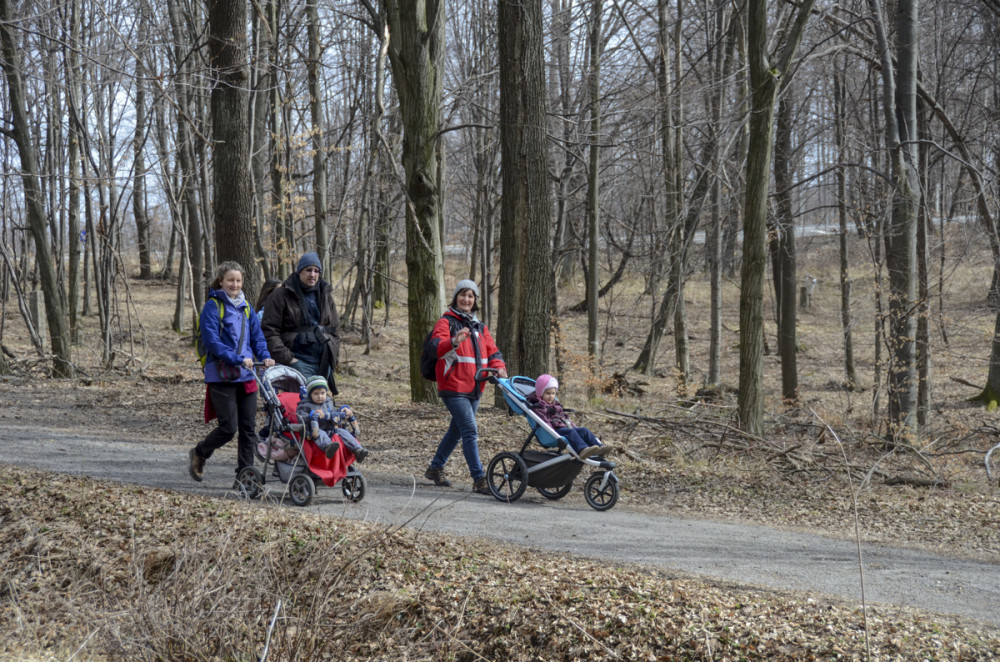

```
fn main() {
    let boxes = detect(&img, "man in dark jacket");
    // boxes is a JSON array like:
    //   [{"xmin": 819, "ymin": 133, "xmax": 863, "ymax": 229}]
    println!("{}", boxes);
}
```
[{"xmin": 261, "ymin": 252, "xmax": 341, "ymax": 393}]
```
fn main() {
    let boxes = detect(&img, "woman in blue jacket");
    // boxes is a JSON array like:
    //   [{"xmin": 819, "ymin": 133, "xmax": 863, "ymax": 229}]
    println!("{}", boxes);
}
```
[{"xmin": 189, "ymin": 261, "xmax": 274, "ymax": 483}]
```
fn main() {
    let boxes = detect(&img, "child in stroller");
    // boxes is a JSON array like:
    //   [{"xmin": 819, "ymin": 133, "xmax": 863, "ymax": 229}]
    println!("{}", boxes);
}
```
[
  {"xmin": 526, "ymin": 374, "xmax": 608, "ymax": 460},
  {"xmin": 297, "ymin": 375, "xmax": 369, "ymax": 463},
  {"xmin": 237, "ymin": 364, "xmax": 366, "ymax": 506},
  {"xmin": 482, "ymin": 371, "xmax": 620, "ymax": 511}
]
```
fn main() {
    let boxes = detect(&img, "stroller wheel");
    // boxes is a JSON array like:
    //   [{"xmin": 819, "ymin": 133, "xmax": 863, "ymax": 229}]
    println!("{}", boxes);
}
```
[
  {"xmin": 537, "ymin": 481, "xmax": 574, "ymax": 500},
  {"xmin": 341, "ymin": 472, "xmax": 367, "ymax": 503},
  {"xmin": 287, "ymin": 474, "xmax": 315, "ymax": 507},
  {"xmin": 583, "ymin": 471, "xmax": 619, "ymax": 511},
  {"xmin": 486, "ymin": 452, "xmax": 528, "ymax": 503},
  {"xmin": 234, "ymin": 466, "xmax": 264, "ymax": 500}
]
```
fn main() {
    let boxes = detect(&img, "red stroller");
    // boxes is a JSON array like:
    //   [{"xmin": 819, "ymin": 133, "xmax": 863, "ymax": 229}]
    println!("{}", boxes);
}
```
[{"xmin": 234, "ymin": 365, "xmax": 366, "ymax": 506}]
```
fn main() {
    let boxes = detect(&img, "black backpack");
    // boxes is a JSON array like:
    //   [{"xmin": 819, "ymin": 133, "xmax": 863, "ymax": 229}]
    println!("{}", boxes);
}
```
[{"xmin": 419, "ymin": 331, "xmax": 440, "ymax": 381}]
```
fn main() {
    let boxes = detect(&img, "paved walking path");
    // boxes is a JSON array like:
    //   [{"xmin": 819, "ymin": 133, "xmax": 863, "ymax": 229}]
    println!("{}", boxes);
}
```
[{"xmin": 3, "ymin": 424, "xmax": 998, "ymax": 629}]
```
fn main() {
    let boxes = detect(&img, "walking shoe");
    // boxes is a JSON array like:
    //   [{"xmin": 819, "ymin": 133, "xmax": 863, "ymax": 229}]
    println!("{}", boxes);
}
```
[
  {"xmin": 472, "ymin": 477, "xmax": 492, "ymax": 495},
  {"xmin": 188, "ymin": 447, "xmax": 205, "ymax": 482},
  {"xmin": 424, "ymin": 464, "xmax": 451, "ymax": 487},
  {"xmin": 324, "ymin": 440, "xmax": 341, "ymax": 459},
  {"xmin": 579, "ymin": 445, "xmax": 606, "ymax": 460},
  {"xmin": 352, "ymin": 447, "xmax": 369, "ymax": 463}
]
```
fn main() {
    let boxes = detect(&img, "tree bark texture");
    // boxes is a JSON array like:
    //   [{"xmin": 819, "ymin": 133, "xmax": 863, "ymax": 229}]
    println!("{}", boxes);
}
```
[
  {"xmin": 737, "ymin": 0, "xmax": 815, "ymax": 434},
  {"xmin": 0, "ymin": 0, "xmax": 73, "ymax": 376},
  {"xmin": 307, "ymin": 0, "xmax": 329, "ymax": 271},
  {"xmin": 833, "ymin": 64, "xmax": 857, "ymax": 388},
  {"xmin": 586, "ymin": 0, "xmax": 602, "ymax": 371},
  {"xmin": 774, "ymin": 90, "xmax": 798, "ymax": 403},
  {"xmin": 208, "ymin": 0, "xmax": 256, "ymax": 299},
  {"xmin": 496, "ymin": 0, "xmax": 552, "ymax": 378},
  {"xmin": 869, "ymin": 0, "xmax": 919, "ymax": 442},
  {"xmin": 383, "ymin": 0, "xmax": 447, "ymax": 402}
]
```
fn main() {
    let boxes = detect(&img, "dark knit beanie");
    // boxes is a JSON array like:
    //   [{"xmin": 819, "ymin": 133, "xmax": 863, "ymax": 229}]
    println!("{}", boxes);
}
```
[{"xmin": 296, "ymin": 252, "xmax": 322, "ymax": 275}]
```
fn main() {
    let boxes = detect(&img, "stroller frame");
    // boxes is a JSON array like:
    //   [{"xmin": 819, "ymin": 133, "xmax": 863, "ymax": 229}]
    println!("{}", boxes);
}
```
[
  {"xmin": 233, "ymin": 364, "xmax": 366, "ymax": 507},
  {"xmin": 484, "ymin": 372, "xmax": 620, "ymax": 511}
]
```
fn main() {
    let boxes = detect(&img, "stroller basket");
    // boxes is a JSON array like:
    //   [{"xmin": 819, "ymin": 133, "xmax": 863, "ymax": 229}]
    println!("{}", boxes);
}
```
[{"xmin": 522, "ymin": 449, "xmax": 583, "ymax": 489}]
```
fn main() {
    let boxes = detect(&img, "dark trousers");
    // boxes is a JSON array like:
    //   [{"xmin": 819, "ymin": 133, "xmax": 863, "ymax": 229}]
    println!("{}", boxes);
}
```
[
  {"xmin": 556, "ymin": 426, "xmax": 601, "ymax": 454},
  {"xmin": 196, "ymin": 382, "xmax": 257, "ymax": 474}
]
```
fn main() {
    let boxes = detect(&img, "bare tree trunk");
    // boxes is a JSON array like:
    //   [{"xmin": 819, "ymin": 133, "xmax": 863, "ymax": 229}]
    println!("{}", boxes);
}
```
[
  {"xmin": 0, "ymin": 0, "xmax": 73, "ymax": 376},
  {"xmin": 495, "ymin": 0, "xmax": 552, "ymax": 379},
  {"xmin": 133, "ymin": 43, "xmax": 152, "ymax": 280},
  {"xmin": 307, "ymin": 0, "xmax": 329, "ymax": 270},
  {"xmin": 381, "ymin": 0, "xmax": 447, "ymax": 403},
  {"xmin": 737, "ymin": 0, "xmax": 815, "ymax": 434},
  {"xmin": 774, "ymin": 89, "xmax": 797, "ymax": 403},
  {"xmin": 64, "ymin": 0, "xmax": 82, "ymax": 343},
  {"xmin": 250, "ymin": 0, "xmax": 276, "ymax": 279},
  {"xmin": 868, "ymin": 0, "xmax": 919, "ymax": 443},
  {"xmin": 707, "ymin": 4, "xmax": 734, "ymax": 387},
  {"xmin": 207, "ymin": 0, "xmax": 256, "ymax": 299},
  {"xmin": 670, "ymin": 0, "xmax": 689, "ymax": 391},
  {"xmin": 833, "ymin": 64, "xmax": 857, "ymax": 388},
  {"xmin": 551, "ymin": 0, "xmax": 578, "ymax": 286},
  {"xmin": 916, "ymin": 99, "xmax": 931, "ymax": 427},
  {"xmin": 585, "ymin": 0, "xmax": 602, "ymax": 382},
  {"xmin": 167, "ymin": 0, "xmax": 204, "ymax": 317}
]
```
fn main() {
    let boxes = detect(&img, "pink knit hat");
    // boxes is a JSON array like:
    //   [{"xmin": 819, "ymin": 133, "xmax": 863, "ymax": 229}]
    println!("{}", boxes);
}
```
[{"xmin": 535, "ymin": 374, "xmax": 559, "ymax": 399}]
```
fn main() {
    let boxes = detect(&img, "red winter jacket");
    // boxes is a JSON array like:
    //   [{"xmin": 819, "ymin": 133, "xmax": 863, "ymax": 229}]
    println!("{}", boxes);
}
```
[{"xmin": 432, "ymin": 309, "xmax": 505, "ymax": 399}]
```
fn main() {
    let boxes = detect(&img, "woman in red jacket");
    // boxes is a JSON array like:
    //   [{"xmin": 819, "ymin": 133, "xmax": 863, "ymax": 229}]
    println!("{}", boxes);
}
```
[{"xmin": 424, "ymin": 279, "xmax": 507, "ymax": 494}]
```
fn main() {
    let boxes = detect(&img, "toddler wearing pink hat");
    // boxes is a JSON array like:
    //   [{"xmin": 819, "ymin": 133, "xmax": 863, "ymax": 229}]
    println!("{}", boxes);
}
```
[{"xmin": 527, "ymin": 374, "xmax": 608, "ymax": 460}]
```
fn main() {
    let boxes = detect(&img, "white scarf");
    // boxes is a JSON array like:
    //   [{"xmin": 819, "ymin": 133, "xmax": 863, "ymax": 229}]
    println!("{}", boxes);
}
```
[{"xmin": 224, "ymin": 291, "xmax": 246, "ymax": 310}]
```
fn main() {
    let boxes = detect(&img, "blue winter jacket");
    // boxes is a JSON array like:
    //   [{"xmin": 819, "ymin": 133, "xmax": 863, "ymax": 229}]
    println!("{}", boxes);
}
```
[{"xmin": 201, "ymin": 289, "xmax": 271, "ymax": 383}]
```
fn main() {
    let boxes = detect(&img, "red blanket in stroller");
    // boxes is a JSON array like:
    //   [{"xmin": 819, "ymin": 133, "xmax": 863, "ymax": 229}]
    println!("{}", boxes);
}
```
[{"xmin": 277, "ymin": 391, "xmax": 354, "ymax": 487}]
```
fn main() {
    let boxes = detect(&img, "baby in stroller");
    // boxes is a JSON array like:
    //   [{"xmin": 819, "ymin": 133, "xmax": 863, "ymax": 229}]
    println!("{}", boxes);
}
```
[
  {"xmin": 297, "ymin": 375, "xmax": 369, "ymax": 463},
  {"xmin": 526, "ymin": 374, "xmax": 608, "ymax": 460}
]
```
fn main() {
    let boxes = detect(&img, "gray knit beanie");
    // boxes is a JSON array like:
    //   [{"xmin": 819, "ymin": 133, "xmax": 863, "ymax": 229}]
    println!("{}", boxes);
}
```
[{"xmin": 452, "ymin": 279, "xmax": 479, "ymax": 300}]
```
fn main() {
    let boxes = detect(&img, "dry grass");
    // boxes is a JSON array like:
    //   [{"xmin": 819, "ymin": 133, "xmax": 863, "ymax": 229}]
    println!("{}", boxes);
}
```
[{"xmin": 3, "ymin": 466, "xmax": 1000, "ymax": 661}]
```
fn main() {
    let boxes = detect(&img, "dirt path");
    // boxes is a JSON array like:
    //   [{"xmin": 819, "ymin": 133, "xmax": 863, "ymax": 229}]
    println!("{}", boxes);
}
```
[{"xmin": 3, "ymin": 420, "xmax": 999, "ymax": 629}]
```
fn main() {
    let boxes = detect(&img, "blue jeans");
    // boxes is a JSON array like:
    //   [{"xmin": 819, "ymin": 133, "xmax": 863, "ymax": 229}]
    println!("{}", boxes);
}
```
[
  {"xmin": 290, "ymin": 357, "xmax": 320, "ymax": 379},
  {"xmin": 556, "ymin": 427, "xmax": 602, "ymax": 454},
  {"xmin": 431, "ymin": 396, "xmax": 483, "ymax": 480}
]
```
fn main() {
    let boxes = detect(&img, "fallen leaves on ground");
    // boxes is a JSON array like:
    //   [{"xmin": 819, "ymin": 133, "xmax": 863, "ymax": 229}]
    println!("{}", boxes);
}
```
[{"xmin": 2, "ymin": 465, "xmax": 999, "ymax": 661}]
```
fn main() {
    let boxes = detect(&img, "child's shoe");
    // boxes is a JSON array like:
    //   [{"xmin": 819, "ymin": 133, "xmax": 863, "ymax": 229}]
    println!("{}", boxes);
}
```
[
  {"xmin": 323, "ymin": 439, "xmax": 340, "ymax": 459},
  {"xmin": 352, "ymin": 447, "xmax": 369, "ymax": 463},
  {"xmin": 579, "ymin": 445, "xmax": 606, "ymax": 460}
]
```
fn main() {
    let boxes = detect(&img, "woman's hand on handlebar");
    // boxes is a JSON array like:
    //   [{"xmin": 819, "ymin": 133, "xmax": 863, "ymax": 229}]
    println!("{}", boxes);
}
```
[{"xmin": 475, "ymin": 367, "xmax": 506, "ymax": 382}]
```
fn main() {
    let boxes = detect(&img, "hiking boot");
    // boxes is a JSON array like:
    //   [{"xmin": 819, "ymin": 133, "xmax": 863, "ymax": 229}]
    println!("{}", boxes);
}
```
[
  {"xmin": 324, "ymin": 440, "xmax": 341, "ymax": 459},
  {"xmin": 352, "ymin": 447, "xmax": 369, "ymax": 463},
  {"xmin": 188, "ymin": 447, "xmax": 205, "ymax": 482},
  {"xmin": 472, "ymin": 477, "xmax": 492, "ymax": 496},
  {"xmin": 424, "ymin": 464, "xmax": 451, "ymax": 487},
  {"xmin": 579, "ymin": 445, "xmax": 606, "ymax": 460}
]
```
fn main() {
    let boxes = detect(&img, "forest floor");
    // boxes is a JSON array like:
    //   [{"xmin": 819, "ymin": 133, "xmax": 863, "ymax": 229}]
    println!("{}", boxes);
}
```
[{"xmin": 3, "ymin": 241, "xmax": 1000, "ymax": 660}]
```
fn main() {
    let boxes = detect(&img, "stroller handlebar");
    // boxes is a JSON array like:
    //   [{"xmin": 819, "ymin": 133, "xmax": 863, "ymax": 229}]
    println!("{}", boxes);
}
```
[{"xmin": 475, "ymin": 367, "xmax": 501, "ymax": 384}]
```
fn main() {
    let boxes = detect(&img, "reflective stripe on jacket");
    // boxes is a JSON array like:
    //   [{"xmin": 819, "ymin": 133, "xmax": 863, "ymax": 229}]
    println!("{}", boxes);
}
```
[{"xmin": 432, "ymin": 310, "xmax": 504, "ymax": 399}]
